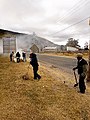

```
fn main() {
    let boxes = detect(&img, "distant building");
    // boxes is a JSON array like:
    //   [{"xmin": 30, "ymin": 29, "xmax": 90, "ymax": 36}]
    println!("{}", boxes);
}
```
[
  {"xmin": 43, "ymin": 46, "xmax": 58, "ymax": 52},
  {"xmin": 30, "ymin": 44, "xmax": 39, "ymax": 53},
  {"xmin": 66, "ymin": 46, "xmax": 79, "ymax": 51},
  {"xmin": 57, "ymin": 45, "xmax": 67, "ymax": 52},
  {"xmin": 3, "ymin": 37, "xmax": 16, "ymax": 54}
]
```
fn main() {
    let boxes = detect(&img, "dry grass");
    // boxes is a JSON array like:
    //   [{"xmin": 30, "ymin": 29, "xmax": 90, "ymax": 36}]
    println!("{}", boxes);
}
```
[
  {"xmin": 0, "ymin": 56, "xmax": 90, "ymax": 120},
  {"xmin": 41, "ymin": 52, "xmax": 89, "ymax": 59}
]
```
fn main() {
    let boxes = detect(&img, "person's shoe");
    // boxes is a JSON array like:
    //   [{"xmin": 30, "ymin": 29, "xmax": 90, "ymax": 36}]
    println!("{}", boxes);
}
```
[
  {"xmin": 38, "ymin": 76, "xmax": 41, "ymax": 80},
  {"xmin": 80, "ymin": 91, "xmax": 85, "ymax": 94}
]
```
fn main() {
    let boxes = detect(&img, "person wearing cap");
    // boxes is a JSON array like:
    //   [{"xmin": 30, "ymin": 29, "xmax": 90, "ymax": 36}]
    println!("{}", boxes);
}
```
[{"xmin": 73, "ymin": 53, "xmax": 88, "ymax": 93}]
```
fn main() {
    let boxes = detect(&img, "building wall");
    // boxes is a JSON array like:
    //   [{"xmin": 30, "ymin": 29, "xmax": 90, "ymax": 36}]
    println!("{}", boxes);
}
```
[
  {"xmin": 30, "ymin": 44, "xmax": 39, "ymax": 53},
  {"xmin": 43, "ymin": 47, "xmax": 58, "ymax": 52},
  {"xmin": 3, "ymin": 37, "xmax": 16, "ymax": 54},
  {"xmin": 67, "ymin": 46, "xmax": 78, "ymax": 51},
  {"xmin": 0, "ymin": 39, "xmax": 3, "ymax": 54}
]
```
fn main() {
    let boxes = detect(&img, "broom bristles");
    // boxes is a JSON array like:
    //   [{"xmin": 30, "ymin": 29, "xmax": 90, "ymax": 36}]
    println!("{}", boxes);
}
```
[
  {"xmin": 22, "ymin": 73, "xmax": 29, "ymax": 80},
  {"xmin": 74, "ymin": 83, "xmax": 78, "ymax": 87}
]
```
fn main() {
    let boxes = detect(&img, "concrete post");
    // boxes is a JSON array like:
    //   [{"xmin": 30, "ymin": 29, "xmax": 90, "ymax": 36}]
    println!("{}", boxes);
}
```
[
  {"xmin": 87, "ymin": 19, "xmax": 90, "ymax": 82},
  {"xmin": 87, "ymin": 40, "xmax": 90, "ymax": 82}
]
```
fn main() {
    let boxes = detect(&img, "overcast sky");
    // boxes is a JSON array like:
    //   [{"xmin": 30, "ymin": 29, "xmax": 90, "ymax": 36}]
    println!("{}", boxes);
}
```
[{"xmin": 0, "ymin": 0, "xmax": 90, "ymax": 47}]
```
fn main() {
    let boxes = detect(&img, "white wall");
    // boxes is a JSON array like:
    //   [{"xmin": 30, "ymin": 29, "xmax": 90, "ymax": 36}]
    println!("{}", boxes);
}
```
[
  {"xmin": 67, "ymin": 46, "xmax": 78, "ymax": 51},
  {"xmin": 0, "ymin": 39, "xmax": 3, "ymax": 54}
]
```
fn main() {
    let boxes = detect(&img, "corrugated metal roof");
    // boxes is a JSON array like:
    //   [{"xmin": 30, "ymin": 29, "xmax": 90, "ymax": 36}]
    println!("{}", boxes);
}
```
[{"xmin": 44, "ymin": 46, "xmax": 57, "ymax": 49}]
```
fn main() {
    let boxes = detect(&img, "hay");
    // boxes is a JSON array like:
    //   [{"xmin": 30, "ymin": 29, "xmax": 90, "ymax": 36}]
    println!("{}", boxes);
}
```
[{"xmin": 22, "ymin": 73, "xmax": 30, "ymax": 80}]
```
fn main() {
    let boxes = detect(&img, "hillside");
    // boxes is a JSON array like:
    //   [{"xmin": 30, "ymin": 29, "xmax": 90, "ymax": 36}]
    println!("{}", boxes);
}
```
[{"xmin": 17, "ymin": 34, "xmax": 59, "ymax": 50}]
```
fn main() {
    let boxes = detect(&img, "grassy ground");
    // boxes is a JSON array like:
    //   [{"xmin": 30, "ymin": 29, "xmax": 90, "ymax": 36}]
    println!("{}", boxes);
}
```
[
  {"xmin": 40, "ymin": 52, "xmax": 89, "ymax": 59},
  {"xmin": 0, "ymin": 55, "xmax": 90, "ymax": 120}
]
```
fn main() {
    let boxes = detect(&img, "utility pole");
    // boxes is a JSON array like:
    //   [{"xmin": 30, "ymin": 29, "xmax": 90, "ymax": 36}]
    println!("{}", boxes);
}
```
[{"xmin": 87, "ymin": 19, "xmax": 90, "ymax": 82}]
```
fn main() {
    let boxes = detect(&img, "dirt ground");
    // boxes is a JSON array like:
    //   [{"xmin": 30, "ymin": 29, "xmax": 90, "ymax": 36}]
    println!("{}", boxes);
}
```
[{"xmin": 0, "ymin": 55, "xmax": 90, "ymax": 120}]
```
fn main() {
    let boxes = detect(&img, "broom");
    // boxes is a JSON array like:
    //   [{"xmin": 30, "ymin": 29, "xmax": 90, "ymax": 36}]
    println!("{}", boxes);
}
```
[
  {"xmin": 22, "ymin": 65, "xmax": 30, "ymax": 80},
  {"xmin": 73, "ymin": 70, "xmax": 78, "ymax": 87}
]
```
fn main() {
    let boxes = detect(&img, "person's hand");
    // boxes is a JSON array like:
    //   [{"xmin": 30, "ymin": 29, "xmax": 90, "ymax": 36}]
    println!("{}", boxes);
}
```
[
  {"xmin": 81, "ymin": 73, "xmax": 86, "ymax": 77},
  {"xmin": 30, "ymin": 61, "xmax": 32, "ymax": 65},
  {"xmin": 73, "ymin": 67, "xmax": 76, "ymax": 71}
]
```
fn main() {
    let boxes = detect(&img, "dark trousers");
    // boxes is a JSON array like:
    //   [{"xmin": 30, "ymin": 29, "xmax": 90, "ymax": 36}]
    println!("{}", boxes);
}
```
[
  {"xmin": 79, "ymin": 75, "xmax": 86, "ymax": 93},
  {"xmin": 10, "ymin": 57, "xmax": 12, "ymax": 61},
  {"xmin": 33, "ymin": 66, "xmax": 41, "ymax": 79},
  {"xmin": 23, "ymin": 57, "xmax": 26, "ymax": 62}
]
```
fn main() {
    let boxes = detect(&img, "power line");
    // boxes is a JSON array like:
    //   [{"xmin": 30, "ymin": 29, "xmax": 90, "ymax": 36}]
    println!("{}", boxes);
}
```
[
  {"xmin": 57, "ymin": 0, "xmax": 89, "ymax": 23},
  {"xmin": 50, "ymin": 0, "xmax": 90, "ymax": 38},
  {"xmin": 56, "ymin": 0, "xmax": 81, "ymax": 22},
  {"xmin": 57, "ymin": 0, "xmax": 86, "ymax": 22},
  {"xmin": 50, "ymin": 16, "xmax": 90, "ymax": 36}
]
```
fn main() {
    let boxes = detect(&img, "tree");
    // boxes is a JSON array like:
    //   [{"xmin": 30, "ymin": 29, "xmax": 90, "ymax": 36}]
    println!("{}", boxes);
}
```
[
  {"xmin": 84, "ymin": 42, "xmax": 89, "ymax": 50},
  {"xmin": 66, "ymin": 38, "xmax": 80, "ymax": 47}
]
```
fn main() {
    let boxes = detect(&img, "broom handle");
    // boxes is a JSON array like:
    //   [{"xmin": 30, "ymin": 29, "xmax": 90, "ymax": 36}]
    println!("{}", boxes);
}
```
[
  {"xmin": 27, "ymin": 64, "xmax": 30, "ymax": 73},
  {"xmin": 74, "ymin": 71, "xmax": 78, "ymax": 84}
]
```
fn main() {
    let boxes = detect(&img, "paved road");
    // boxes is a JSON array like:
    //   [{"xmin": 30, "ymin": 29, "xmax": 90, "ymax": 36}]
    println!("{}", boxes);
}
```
[{"xmin": 37, "ymin": 54, "xmax": 77, "ymax": 74}]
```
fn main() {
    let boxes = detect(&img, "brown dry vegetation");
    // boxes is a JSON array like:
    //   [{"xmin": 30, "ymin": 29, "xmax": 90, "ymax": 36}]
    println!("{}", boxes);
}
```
[
  {"xmin": 41, "ymin": 51, "xmax": 89, "ymax": 59},
  {"xmin": 0, "ymin": 55, "xmax": 90, "ymax": 120}
]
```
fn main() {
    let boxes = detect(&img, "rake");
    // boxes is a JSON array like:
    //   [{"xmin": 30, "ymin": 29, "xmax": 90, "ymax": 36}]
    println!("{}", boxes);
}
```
[{"xmin": 73, "ymin": 70, "xmax": 78, "ymax": 87}]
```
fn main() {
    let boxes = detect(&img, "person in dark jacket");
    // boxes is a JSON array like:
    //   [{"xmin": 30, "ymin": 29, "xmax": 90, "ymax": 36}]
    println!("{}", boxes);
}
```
[
  {"xmin": 22, "ymin": 52, "xmax": 26, "ymax": 62},
  {"xmin": 10, "ymin": 51, "xmax": 14, "ymax": 62},
  {"xmin": 16, "ymin": 52, "xmax": 21, "ymax": 63},
  {"xmin": 73, "ymin": 53, "xmax": 88, "ymax": 93},
  {"xmin": 30, "ymin": 52, "xmax": 41, "ymax": 80}
]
